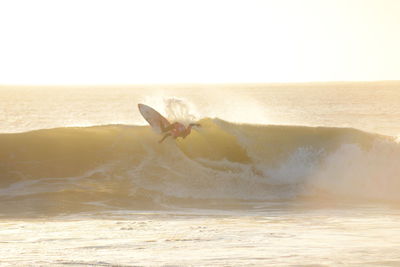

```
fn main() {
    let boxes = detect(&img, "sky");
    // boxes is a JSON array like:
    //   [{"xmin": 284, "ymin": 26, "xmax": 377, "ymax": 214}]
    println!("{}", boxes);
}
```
[{"xmin": 0, "ymin": 0, "xmax": 399, "ymax": 84}]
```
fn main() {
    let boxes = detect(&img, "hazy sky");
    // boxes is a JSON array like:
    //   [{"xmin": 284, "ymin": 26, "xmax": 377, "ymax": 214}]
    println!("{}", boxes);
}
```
[{"xmin": 0, "ymin": 0, "xmax": 399, "ymax": 84}]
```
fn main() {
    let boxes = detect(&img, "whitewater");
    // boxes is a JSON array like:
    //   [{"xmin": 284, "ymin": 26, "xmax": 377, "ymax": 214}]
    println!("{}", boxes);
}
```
[{"xmin": 1, "ymin": 82, "xmax": 400, "ymax": 266}]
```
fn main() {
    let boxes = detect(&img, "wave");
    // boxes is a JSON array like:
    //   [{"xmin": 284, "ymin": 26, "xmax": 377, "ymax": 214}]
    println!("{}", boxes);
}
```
[{"xmin": 1, "ymin": 118, "xmax": 399, "ymax": 215}]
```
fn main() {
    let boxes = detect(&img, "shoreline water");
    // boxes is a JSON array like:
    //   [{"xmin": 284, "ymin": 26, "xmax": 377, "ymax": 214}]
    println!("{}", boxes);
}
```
[{"xmin": 1, "ymin": 206, "xmax": 400, "ymax": 266}]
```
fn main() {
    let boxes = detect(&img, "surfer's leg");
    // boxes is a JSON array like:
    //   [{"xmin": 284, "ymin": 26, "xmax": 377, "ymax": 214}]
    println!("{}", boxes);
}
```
[{"xmin": 159, "ymin": 133, "xmax": 171, "ymax": 143}]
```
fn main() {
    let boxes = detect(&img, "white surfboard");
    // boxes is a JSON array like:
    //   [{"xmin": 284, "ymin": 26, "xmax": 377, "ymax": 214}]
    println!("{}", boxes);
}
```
[{"xmin": 138, "ymin": 104, "xmax": 171, "ymax": 134}]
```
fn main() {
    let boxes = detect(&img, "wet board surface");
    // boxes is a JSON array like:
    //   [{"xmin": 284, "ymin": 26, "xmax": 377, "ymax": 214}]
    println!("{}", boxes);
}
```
[{"xmin": 138, "ymin": 104, "xmax": 171, "ymax": 134}]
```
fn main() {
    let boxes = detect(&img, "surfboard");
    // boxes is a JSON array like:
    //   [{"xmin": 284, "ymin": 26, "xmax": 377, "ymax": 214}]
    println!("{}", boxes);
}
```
[{"xmin": 138, "ymin": 104, "xmax": 170, "ymax": 134}]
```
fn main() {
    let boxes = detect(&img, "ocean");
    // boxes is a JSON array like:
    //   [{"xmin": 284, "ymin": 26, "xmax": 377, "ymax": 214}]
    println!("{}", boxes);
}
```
[{"xmin": 1, "ymin": 82, "xmax": 400, "ymax": 266}]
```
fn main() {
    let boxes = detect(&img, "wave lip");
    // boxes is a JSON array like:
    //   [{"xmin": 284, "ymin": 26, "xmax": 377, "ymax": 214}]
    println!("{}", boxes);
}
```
[{"xmin": 0, "ymin": 119, "xmax": 399, "ymax": 215}]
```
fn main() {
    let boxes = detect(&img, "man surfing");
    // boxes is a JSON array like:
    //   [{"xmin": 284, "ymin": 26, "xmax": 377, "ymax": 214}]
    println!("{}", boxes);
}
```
[
  {"xmin": 159, "ymin": 122, "xmax": 201, "ymax": 143},
  {"xmin": 137, "ymin": 103, "xmax": 200, "ymax": 143}
]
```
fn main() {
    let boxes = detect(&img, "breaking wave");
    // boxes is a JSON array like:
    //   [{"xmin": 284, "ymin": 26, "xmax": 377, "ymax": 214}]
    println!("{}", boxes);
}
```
[{"xmin": 1, "ymin": 119, "xmax": 399, "ymax": 215}]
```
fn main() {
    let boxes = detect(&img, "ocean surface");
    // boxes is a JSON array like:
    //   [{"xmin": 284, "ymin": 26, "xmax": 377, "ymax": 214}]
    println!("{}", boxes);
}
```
[{"xmin": 1, "ymin": 82, "xmax": 400, "ymax": 266}]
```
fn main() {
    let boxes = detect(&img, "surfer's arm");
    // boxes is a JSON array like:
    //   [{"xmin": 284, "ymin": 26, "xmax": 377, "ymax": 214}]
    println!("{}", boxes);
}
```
[
  {"xmin": 182, "ymin": 123, "xmax": 201, "ymax": 138},
  {"xmin": 158, "ymin": 133, "xmax": 171, "ymax": 143}
]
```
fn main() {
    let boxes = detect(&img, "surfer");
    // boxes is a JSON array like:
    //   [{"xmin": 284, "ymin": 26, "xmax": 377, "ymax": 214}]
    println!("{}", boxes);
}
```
[
  {"xmin": 159, "ymin": 122, "xmax": 201, "ymax": 143},
  {"xmin": 137, "ymin": 104, "xmax": 200, "ymax": 143}
]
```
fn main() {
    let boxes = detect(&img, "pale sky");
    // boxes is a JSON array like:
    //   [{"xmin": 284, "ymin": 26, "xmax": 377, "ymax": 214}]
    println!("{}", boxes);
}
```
[{"xmin": 0, "ymin": 0, "xmax": 399, "ymax": 84}]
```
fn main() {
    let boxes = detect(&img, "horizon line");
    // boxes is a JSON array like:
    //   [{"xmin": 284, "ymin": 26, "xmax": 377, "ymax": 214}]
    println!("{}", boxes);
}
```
[{"xmin": 1, "ymin": 79, "xmax": 400, "ymax": 87}]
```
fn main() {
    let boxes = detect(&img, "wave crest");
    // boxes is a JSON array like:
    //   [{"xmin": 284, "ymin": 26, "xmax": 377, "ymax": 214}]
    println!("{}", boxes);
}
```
[{"xmin": 1, "ymin": 119, "xmax": 399, "ymax": 215}]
